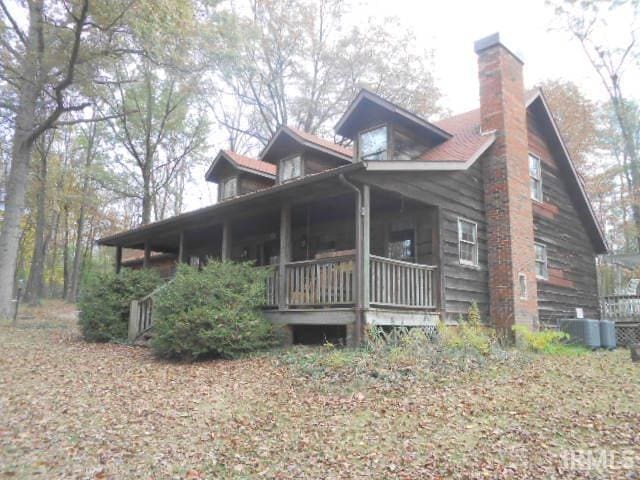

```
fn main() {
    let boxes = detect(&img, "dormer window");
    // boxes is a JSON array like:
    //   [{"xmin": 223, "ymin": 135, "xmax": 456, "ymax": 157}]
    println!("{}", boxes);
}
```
[
  {"xmin": 220, "ymin": 176, "xmax": 237, "ymax": 200},
  {"xmin": 281, "ymin": 155, "xmax": 302, "ymax": 182},
  {"xmin": 359, "ymin": 125, "xmax": 387, "ymax": 161}
]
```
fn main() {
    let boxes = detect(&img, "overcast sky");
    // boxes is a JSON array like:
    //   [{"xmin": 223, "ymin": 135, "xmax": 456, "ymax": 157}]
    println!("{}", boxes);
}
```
[
  {"xmin": 9, "ymin": 0, "xmax": 635, "ymax": 210},
  {"xmin": 193, "ymin": 0, "xmax": 638, "ymax": 208},
  {"xmin": 365, "ymin": 0, "xmax": 637, "ymax": 113}
]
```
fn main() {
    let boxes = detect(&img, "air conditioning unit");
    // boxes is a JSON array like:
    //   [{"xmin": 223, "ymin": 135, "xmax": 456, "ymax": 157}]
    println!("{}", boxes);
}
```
[
  {"xmin": 558, "ymin": 318, "xmax": 601, "ymax": 349},
  {"xmin": 599, "ymin": 320, "xmax": 616, "ymax": 350}
]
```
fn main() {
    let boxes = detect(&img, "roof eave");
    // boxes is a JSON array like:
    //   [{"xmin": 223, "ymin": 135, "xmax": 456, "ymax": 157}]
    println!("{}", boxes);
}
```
[
  {"xmin": 205, "ymin": 151, "xmax": 276, "ymax": 182},
  {"xmin": 530, "ymin": 91, "xmax": 609, "ymax": 253},
  {"xmin": 334, "ymin": 89, "xmax": 453, "ymax": 140},
  {"xmin": 97, "ymin": 162, "xmax": 366, "ymax": 247},
  {"xmin": 259, "ymin": 126, "xmax": 352, "ymax": 163},
  {"xmin": 363, "ymin": 133, "xmax": 495, "ymax": 172}
]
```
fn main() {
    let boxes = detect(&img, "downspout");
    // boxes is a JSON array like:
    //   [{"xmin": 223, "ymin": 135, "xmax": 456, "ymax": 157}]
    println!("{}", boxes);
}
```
[{"xmin": 339, "ymin": 174, "xmax": 363, "ymax": 346}]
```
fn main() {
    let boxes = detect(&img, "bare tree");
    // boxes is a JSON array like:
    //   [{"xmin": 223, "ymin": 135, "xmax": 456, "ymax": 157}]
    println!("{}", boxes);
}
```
[
  {"xmin": 24, "ymin": 131, "xmax": 55, "ymax": 305},
  {"xmin": 210, "ymin": 0, "xmax": 443, "ymax": 151},
  {"xmin": 0, "ymin": 0, "xmax": 146, "ymax": 316},
  {"xmin": 552, "ymin": 0, "xmax": 640, "ymax": 249},
  {"xmin": 99, "ymin": 60, "xmax": 208, "ymax": 224}
]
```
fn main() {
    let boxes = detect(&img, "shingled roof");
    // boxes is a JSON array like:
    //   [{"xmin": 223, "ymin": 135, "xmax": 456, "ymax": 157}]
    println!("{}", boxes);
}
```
[
  {"xmin": 286, "ymin": 126, "xmax": 353, "ymax": 158},
  {"xmin": 205, "ymin": 150, "xmax": 276, "ymax": 182},
  {"xmin": 224, "ymin": 150, "xmax": 276, "ymax": 176},
  {"xmin": 260, "ymin": 125, "xmax": 353, "ymax": 163},
  {"xmin": 419, "ymin": 109, "xmax": 489, "ymax": 162}
]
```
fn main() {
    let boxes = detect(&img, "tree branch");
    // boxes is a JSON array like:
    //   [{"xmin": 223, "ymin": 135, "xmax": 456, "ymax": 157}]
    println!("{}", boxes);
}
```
[
  {"xmin": 0, "ymin": 0, "xmax": 28, "ymax": 46},
  {"xmin": 27, "ymin": 0, "xmax": 89, "ymax": 144},
  {"xmin": 53, "ymin": 111, "xmax": 137, "ymax": 127}
]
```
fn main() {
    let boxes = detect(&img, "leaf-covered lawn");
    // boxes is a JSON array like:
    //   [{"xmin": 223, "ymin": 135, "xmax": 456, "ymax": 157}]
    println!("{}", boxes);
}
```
[{"xmin": 1, "ymin": 302, "xmax": 638, "ymax": 479}]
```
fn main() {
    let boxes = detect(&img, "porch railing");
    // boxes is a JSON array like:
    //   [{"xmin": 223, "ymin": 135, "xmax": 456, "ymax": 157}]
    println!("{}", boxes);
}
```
[
  {"xmin": 285, "ymin": 256, "xmax": 356, "ymax": 307},
  {"xmin": 370, "ymin": 255, "xmax": 436, "ymax": 308},
  {"xmin": 259, "ymin": 265, "xmax": 279, "ymax": 307},
  {"xmin": 128, "ymin": 281, "xmax": 171, "ymax": 341},
  {"xmin": 128, "ymin": 255, "xmax": 438, "ymax": 340}
]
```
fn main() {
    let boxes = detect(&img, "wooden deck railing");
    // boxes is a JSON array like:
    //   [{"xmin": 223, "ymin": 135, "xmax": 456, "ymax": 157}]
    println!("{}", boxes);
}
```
[
  {"xmin": 601, "ymin": 294, "xmax": 640, "ymax": 321},
  {"xmin": 370, "ymin": 255, "xmax": 436, "ymax": 308},
  {"xmin": 128, "ymin": 255, "xmax": 438, "ymax": 339},
  {"xmin": 128, "ymin": 282, "xmax": 171, "ymax": 341},
  {"xmin": 259, "ymin": 265, "xmax": 279, "ymax": 307},
  {"xmin": 285, "ymin": 256, "xmax": 356, "ymax": 306}
]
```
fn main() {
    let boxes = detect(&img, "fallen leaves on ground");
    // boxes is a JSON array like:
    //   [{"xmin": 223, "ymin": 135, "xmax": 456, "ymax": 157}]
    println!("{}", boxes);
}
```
[{"xmin": 0, "ymin": 301, "xmax": 638, "ymax": 479}]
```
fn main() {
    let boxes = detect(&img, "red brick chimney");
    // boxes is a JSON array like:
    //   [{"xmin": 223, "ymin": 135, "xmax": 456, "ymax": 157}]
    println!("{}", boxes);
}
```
[{"xmin": 474, "ymin": 33, "xmax": 539, "ymax": 331}]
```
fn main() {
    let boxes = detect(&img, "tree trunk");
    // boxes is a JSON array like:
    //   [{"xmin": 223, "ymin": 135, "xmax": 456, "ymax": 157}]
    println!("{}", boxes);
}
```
[
  {"xmin": 47, "ymin": 210, "xmax": 61, "ymax": 296},
  {"xmin": 0, "ymin": 138, "xmax": 34, "ymax": 317},
  {"xmin": 67, "ymin": 197, "xmax": 86, "ymax": 302},
  {"xmin": 25, "ymin": 147, "xmax": 49, "ymax": 305},
  {"xmin": 67, "ymin": 127, "xmax": 95, "ymax": 302},
  {"xmin": 62, "ymin": 204, "xmax": 70, "ymax": 299},
  {"xmin": 0, "ymin": 0, "xmax": 45, "ymax": 317},
  {"xmin": 141, "ymin": 161, "xmax": 152, "ymax": 225}
]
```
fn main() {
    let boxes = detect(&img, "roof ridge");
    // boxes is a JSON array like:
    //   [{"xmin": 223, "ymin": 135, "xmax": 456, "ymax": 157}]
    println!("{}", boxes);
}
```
[{"xmin": 286, "ymin": 125, "xmax": 353, "ymax": 157}]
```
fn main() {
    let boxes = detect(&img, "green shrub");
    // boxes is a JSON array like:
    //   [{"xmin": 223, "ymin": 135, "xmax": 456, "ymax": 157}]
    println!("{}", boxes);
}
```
[
  {"xmin": 513, "ymin": 325, "xmax": 572, "ymax": 354},
  {"xmin": 78, "ymin": 268, "xmax": 162, "ymax": 342},
  {"xmin": 151, "ymin": 261, "xmax": 274, "ymax": 360},
  {"xmin": 436, "ymin": 303, "xmax": 494, "ymax": 355}
]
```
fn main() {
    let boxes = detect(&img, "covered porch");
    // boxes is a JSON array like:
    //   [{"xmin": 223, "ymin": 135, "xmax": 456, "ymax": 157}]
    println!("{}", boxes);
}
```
[{"xmin": 99, "ymin": 168, "xmax": 442, "ymax": 343}]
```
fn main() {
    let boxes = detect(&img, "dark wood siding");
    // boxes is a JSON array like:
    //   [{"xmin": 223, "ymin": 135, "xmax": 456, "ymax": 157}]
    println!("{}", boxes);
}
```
[
  {"xmin": 528, "ymin": 110, "xmax": 600, "ymax": 323},
  {"xmin": 239, "ymin": 173, "xmax": 273, "ymax": 195},
  {"xmin": 304, "ymin": 151, "xmax": 348, "ymax": 175},
  {"xmin": 354, "ymin": 159, "xmax": 489, "ymax": 321}
]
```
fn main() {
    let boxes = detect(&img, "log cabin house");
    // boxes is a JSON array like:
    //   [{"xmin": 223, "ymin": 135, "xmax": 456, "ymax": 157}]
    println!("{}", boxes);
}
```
[{"xmin": 98, "ymin": 34, "xmax": 608, "ymax": 345}]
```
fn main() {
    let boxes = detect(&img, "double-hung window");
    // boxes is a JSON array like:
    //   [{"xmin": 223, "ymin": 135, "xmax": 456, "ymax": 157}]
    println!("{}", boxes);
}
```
[
  {"xmin": 359, "ymin": 125, "xmax": 388, "ymax": 161},
  {"xmin": 220, "ymin": 177, "xmax": 237, "ymax": 200},
  {"xmin": 535, "ymin": 243, "xmax": 548, "ymax": 280},
  {"xmin": 529, "ymin": 153, "xmax": 543, "ymax": 202},
  {"xmin": 458, "ymin": 218, "xmax": 478, "ymax": 266},
  {"xmin": 281, "ymin": 156, "xmax": 302, "ymax": 182}
]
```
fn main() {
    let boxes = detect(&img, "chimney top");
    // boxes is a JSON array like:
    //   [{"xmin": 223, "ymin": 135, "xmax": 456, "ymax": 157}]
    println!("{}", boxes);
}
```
[{"xmin": 474, "ymin": 32, "xmax": 524, "ymax": 64}]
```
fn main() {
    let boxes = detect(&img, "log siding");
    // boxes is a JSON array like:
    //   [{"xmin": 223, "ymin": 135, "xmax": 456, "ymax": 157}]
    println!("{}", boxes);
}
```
[
  {"xmin": 527, "ymin": 110, "xmax": 600, "ymax": 324},
  {"xmin": 354, "ymin": 158, "xmax": 489, "ymax": 321}
]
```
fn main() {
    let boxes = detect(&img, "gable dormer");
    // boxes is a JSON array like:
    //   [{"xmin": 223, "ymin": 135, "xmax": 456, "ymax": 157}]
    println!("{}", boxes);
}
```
[
  {"xmin": 260, "ymin": 126, "xmax": 352, "ymax": 184},
  {"xmin": 205, "ymin": 150, "xmax": 276, "ymax": 201},
  {"xmin": 335, "ymin": 89, "xmax": 452, "ymax": 163}
]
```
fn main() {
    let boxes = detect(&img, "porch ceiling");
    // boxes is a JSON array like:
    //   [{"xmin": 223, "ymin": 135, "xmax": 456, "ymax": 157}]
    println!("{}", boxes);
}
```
[{"xmin": 97, "ymin": 163, "xmax": 365, "ymax": 250}]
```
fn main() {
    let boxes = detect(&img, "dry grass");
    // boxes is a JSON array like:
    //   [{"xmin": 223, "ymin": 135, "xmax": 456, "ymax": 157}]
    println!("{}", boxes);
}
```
[{"xmin": 0, "ymin": 301, "xmax": 638, "ymax": 479}]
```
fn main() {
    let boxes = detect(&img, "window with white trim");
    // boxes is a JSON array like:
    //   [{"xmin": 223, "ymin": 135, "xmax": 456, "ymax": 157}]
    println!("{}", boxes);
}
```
[
  {"xmin": 220, "ymin": 176, "xmax": 237, "ymax": 200},
  {"xmin": 359, "ymin": 125, "xmax": 388, "ymax": 161},
  {"xmin": 281, "ymin": 155, "xmax": 302, "ymax": 182},
  {"xmin": 529, "ymin": 153, "xmax": 543, "ymax": 202},
  {"xmin": 535, "ymin": 243, "xmax": 548, "ymax": 279},
  {"xmin": 458, "ymin": 218, "xmax": 478, "ymax": 266}
]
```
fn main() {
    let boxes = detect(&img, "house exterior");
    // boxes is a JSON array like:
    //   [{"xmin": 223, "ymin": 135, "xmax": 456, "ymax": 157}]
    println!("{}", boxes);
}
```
[{"xmin": 98, "ymin": 33, "xmax": 608, "ymax": 345}]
